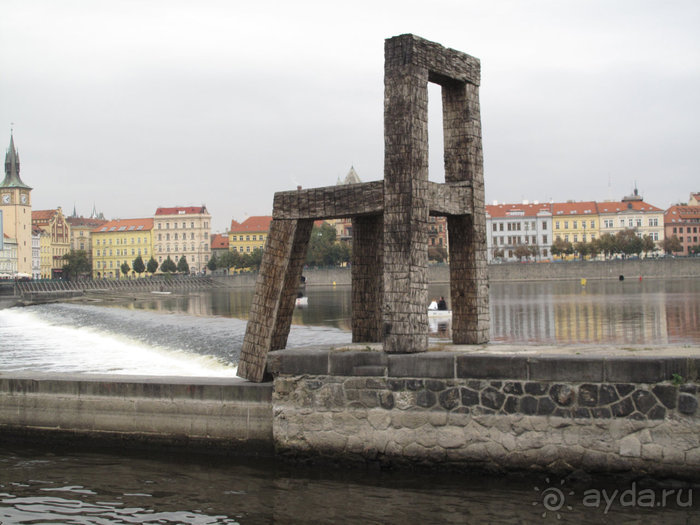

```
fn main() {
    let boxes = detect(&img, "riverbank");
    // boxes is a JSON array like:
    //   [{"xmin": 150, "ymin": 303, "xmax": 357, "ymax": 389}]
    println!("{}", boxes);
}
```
[{"xmin": 2, "ymin": 343, "xmax": 699, "ymax": 480}]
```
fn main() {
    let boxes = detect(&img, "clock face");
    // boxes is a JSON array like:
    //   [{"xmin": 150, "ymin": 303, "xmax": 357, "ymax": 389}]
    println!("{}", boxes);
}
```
[
  {"xmin": 1, "ymin": 194, "xmax": 10, "ymax": 204},
  {"xmin": 20, "ymin": 193, "xmax": 27, "ymax": 204}
]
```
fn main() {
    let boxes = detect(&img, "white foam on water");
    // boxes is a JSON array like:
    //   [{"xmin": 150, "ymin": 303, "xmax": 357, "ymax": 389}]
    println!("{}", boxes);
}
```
[{"xmin": 0, "ymin": 307, "xmax": 238, "ymax": 377}]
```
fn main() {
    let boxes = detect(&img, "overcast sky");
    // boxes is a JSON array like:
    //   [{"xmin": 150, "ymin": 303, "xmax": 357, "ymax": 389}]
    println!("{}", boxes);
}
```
[{"xmin": 2, "ymin": 0, "xmax": 698, "ymax": 233}]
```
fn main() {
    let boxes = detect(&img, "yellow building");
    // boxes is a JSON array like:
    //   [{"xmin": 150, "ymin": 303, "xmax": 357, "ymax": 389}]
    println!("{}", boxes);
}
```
[
  {"xmin": 1, "ymin": 133, "xmax": 33, "ymax": 275},
  {"xmin": 32, "ymin": 208, "xmax": 71, "ymax": 279},
  {"xmin": 597, "ymin": 192, "xmax": 665, "ymax": 248},
  {"xmin": 552, "ymin": 201, "xmax": 600, "ymax": 246},
  {"xmin": 228, "ymin": 216, "xmax": 272, "ymax": 254},
  {"xmin": 92, "ymin": 218, "xmax": 154, "ymax": 278}
]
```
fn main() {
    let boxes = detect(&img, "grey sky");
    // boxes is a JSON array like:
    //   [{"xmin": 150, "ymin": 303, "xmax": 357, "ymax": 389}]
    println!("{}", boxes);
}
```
[{"xmin": 1, "ymin": 0, "xmax": 698, "ymax": 233}]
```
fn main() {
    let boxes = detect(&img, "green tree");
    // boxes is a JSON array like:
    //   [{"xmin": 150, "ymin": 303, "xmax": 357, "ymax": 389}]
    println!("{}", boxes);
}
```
[
  {"xmin": 61, "ymin": 250, "xmax": 91, "ymax": 281},
  {"xmin": 573, "ymin": 242, "xmax": 590, "ymax": 260},
  {"xmin": 244, "ymin": 248, "xmax": 264, "ymax": 270},
  {"xmin": 492, "ymin": 248, "xmax": 504, "ymax": 260},
  {"xmin": 132, "ymin": 255, "xmax": 146, "ymax": 275},
  {"xmin": 146, "ymin": 256, "xmax": 159, "ymax": 274},
  {"xmin": 513, "ymin": 244, "xmax": 533, "ymax": 261},
  {"xmin": 428, "ymin": 245, "xmax": 447, "ymax": 263},
  {"xmin": 641, "ymin": 235, "xmax": 656, "ymax": 257},
  {"xmin": 616, "ymin": 229, "xmax": 642, "ymax": 257},
  {"xmin": 160, "ymin": 256, "xmax": 177, "ymax": 273},
  {"xmin": 207, "ymin": 252, "xmax": 218, "ymax": 271},
  {"xmin": 662, "ymin": 235, "xmax": 682, "ymax": 255},
  {"xmin": 120, "ymin": 262, "xmax": 130, "ymax": 278},
  {"xmin": 305, "ymin": 222, "xmax": 349, "ymax": 267},
  {"xmin": 551, "ymin": 238, "xmax": 573, "ymax": 258},
  {"xmin": 176, "ymin": 255, "xmax": 190, "ymax": 274},
  {"xmin": 597, "ymin": 233, "xmax": 617, "ymax": 260}
]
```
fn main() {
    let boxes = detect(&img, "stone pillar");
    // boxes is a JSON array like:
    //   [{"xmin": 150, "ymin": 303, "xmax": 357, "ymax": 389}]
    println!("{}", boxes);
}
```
[
  {"xmin": 382, "ymin": 35, "xmax": 430, "ymax": 353},
  {"xmin": 238, "ymin": 219, "xmax": 313, "ymax": 382},
  {"xmin": 351, "ymin": 215, "xmax": 383, "ymax": 342},
  {"xmin": 443, "ymin": 81, "xmax": 489, "ymax": 343}
]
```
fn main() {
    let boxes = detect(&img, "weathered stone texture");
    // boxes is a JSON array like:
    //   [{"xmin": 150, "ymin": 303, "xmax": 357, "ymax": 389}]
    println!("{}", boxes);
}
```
[{"xmin": 239, "ymin": 34, "xmax": 490, "ymax": 380}]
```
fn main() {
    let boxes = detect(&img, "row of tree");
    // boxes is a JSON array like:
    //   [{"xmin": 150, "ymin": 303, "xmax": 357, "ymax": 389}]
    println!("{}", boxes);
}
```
[
  {"xmin": 493, "ymin": 229, "xmax": 697, "ymax": 261},
  {"xmin": 61, "ymin": 251, "xmax": 191, "ymax": 280}
]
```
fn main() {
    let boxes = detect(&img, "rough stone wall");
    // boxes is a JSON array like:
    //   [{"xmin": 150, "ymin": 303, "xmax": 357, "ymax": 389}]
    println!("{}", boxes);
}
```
[
  {"xmin": 382, "ymin": 35, "xmax": 431, "ymax": 353},
  {"xmin": 273, "ymin": 374, "xmax": 700, "ymax": 477},
  {"xmin": 351, "ymin": 215, "xmax": 383, "ymax": 342}
]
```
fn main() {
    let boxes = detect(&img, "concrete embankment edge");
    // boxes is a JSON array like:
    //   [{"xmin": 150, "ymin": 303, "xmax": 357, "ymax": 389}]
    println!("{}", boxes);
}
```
[
  {"xmin": 2, "ymin": 348, "xmax": 700, "ymax": 479},
  {"xmin": 215, "ymin": 258, "xmax": 700, "ymax": 287},
  {"xmin": 0, "ymin": 373, "xmax": 274, "ymax": 456}
]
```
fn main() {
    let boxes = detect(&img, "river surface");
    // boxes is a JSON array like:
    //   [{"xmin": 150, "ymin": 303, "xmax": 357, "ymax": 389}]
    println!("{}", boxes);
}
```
[{"xmin": 1, "ymin": 278, "xmax": 699, "ymax": 523}]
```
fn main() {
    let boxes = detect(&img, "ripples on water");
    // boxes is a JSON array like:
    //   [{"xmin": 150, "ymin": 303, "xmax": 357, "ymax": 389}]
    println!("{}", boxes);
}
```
[{"xmin": 2, "ymin": 447, "xmax": 696, "ymax": 524}]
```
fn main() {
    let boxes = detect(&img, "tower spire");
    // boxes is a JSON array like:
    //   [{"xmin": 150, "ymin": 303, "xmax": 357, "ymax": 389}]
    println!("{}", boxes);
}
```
[{"xmin": 2, "ymin": 131, "xmax": 32, "ymax": 190}]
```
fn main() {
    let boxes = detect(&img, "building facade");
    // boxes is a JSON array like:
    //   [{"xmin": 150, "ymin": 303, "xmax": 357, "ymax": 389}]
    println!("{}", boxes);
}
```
[
  {"xmin": 486, "ymin": 202, "xmax": 553, "ymax": 262},
  {"xmin": 597, "ymin": 192, "xmax": 664, "ymax": 249},
  {"xmin": 31, "ymin": 226, "xmax": 41, "ymax": 279},
  {"xmin": 664, "ymin": 201, "xmax": 700, "ymax": 256},
  {"xmin": 0, "ymin": 234, "xmax": 18, "ymax": 278},
  {"xmin": 66, "ymin": 216, "xmax": 108, "ymax": 269},
  {"xmin": 229, "ymin": 216, "xmax": 273, "ymax": 254},
  {"xmin": 210, "ymin": 233, "xmax": 229, "ymax": 258},
  {"xmin": 552, "ymin": 201, "xmax": 599, "ymax": 246},
  {"xmin": 92, "ymin": 218, "xmax": 154, "ymax": 278},
  {"xmin": 31, "ymin": 208, "xmax": 71, "ymax": 278},
  {"xmin": 0, "ymin": 133, "xmax": 33, "ymax": 275},
  {"xmin": 153, "ymin": 206, "xmax": 211, "ymax": 273}
]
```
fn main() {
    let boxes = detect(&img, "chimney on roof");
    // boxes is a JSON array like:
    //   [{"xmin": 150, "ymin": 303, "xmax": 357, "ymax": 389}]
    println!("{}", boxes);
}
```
[{"xmin": 297, "ymin": 185, "xmax": 302, "ymax": 191}]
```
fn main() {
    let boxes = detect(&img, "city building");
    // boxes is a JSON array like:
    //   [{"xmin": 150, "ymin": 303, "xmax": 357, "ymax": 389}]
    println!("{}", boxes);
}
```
[
  {"xmin": 664, "ymin": 195, "xmax": 700, "ymax": 255},
  {"xmin": 0, "ymin": 234, "xmax": 17, "ymax": 278},
  {"xmin": 0, "ymin": 133, "xmax": 33, "ymax": 275},
  {"xmin": 331, "ymin": 166, "xmax": 363, "ymax": 241},
  {"xmin": 66, "ymin": 215, "xmax": 108, "ymax": 269},
  {"xmin": 153, "ymin": 206, "xmax": 211, "ymax": 273},
  {"xmin": 428, "ymin": 216, "xmax": 448, "ymax": 258},
  {"xmin": 486, "ymin": 202, "xmax": 553, "ymax": 262},
  {"xmin": 31, "ymin": 226, "xmax": 41, "ymax": 279},
  {"xmin": 31, "ymin": 208, "xmax": 71, "ymax": 278},
  {"xmin": 597, "ymin": 190, "xmax": 664, "ymax": 248},
  {"xmin": 552, "ymin": 201, "xmax": 599, "ymax": 245},
  {"xmin": 210, "ymin": 233, "xmax": 229, "ymax": 258},
  {"xmin": 92, "ymin": 218, "xmax": 154, "ymax": 278},
  {"xmin": 229, "ymin": 216, "xmax": 273, "ymax": 254}
]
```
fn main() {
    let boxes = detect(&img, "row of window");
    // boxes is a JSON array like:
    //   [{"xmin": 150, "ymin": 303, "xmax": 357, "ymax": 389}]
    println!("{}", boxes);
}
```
[
  {"xmin": 679, "ymin": 236, "xmax": 699, "ymax": 244},
  {"xmin": 157, "ymin": 232, "xmax": 204, "ymax": 241},
  {"xmin": 492, "ymin": 221, "xmax": 547, "ymax": 232},
  {"xmin": 156, "ymin": 221, "xmax": 208, "ymax": 229},
  {"xmin": 672, "ymin": 226, "xmax": 699, "ymax": 234},
  {"xmin": 231, "ymin": 234, "xmax": 266, "ymax": 241},
  {"xmin": 157, "ymin": 244, "xmax": 208, "ymax": 253},
  {"xmin": 601, "ymin": 218, "xmax": 659, "ymax": 229},
  {"xmin": 94, "ymin": 237, "xmax": 148, "ymax": 246},
  {"xmin": 95, "ymin": 248, "xmax": 149, "ymax": 257},
  {"xmin": 491, "ymin": 235, "xmax": 548, "ymax": 246}
]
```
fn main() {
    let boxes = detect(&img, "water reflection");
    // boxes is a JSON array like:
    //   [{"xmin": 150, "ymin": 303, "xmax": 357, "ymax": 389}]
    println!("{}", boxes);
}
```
[{"xmin": 117, "ymin": 278, "xmax": 700, "ymax": 345}]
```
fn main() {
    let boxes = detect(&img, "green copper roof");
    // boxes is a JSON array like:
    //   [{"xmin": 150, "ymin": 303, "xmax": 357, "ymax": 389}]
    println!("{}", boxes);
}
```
[{"xmin": 2, "ymin": 134, "xmax": 32, "ymax": 190}]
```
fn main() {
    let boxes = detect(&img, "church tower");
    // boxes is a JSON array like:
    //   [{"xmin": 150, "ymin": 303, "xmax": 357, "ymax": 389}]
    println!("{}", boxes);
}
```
[{"xmin": 1, "ymin": 132, "xmax": 33, "ymax": 275}]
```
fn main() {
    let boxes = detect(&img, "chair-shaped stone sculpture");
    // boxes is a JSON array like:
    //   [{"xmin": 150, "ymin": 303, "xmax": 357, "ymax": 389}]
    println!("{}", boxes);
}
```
[{"xmin": 238, "ymin": 34, "xmax": 489, "ymax": 382}]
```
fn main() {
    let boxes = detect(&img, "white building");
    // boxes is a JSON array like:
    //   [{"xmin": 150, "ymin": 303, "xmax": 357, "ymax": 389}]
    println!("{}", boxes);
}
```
[{"xmin": 486, "ymin": 202, "xmax": 553, "ymax": 262}]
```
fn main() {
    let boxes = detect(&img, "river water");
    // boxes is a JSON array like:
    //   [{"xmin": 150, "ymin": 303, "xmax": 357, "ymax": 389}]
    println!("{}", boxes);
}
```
[{"xmin": 1, "ymin": 278, "xmax": 699, "ymax": 523}]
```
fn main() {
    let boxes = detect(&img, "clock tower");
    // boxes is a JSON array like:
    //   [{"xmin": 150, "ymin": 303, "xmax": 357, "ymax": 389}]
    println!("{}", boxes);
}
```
[{"xmin": 1, "ymin": 132, "xmax": 33, "ymax": 275}]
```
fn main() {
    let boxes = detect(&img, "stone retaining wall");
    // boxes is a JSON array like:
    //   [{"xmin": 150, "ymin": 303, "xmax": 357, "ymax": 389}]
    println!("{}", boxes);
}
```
[
  {"xmin": 268, "ymin": 347, "xmax": 700, "ymax": 477},
  {"xmin": 0, "ymin": 373, "xmax": 273, "ymax": 454}
]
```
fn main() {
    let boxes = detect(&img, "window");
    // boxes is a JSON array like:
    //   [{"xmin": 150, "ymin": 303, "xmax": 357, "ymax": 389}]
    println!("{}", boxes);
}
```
[
  {"xmin": 590, "ymin": 221, "xmax": 595, "ymax": 228},
  {"xmin": 573, "ymin": 235, "xmax": 578, "ymax": 243},
  {"xmin": 191, "ymin": 222, "xmax": 194, "ymax": 228},
  {"xmin": 190, "ymin": 233, "xmax": 194, "ymax": 240},
  {"xmin": 492, "ymin": 224, "xmax": 497, "ymax": 232},
  {"xmin": 649, "ymin": 218, "xmax": 658, "ymax": 227},
  {"xmin": 555, "ymin": 222, "xmax": 560, "ymax": 229},
  {"xmin": 182, "ymin": 222, "xmax": 186, "ymax": 228},
  {"xmin": 166, "ymin": 223, "xmax": 170, "ymax": 229},
  {"xmin": 573, "ymin": 221, "xmax": 577, "ymax": 229},
  {"xmin": 636, "ymin": 219, "xmax": 642, "ymax": 227},
  {"xmin": 499, "ymin": 223, "xmax": 504, "ymax": 231},
  {"xmin": 542, "ymin": 222, "xmax": 547, "ymax": 230},
  {"xmin": 542, "ymin": 235, "xmax": 548, "ymax": 244}
]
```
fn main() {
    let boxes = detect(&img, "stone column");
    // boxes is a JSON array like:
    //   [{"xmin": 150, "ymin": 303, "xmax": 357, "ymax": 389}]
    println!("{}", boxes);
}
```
[
  {"xmin": 443, "ymin": 81, "xmax": 489, "ymax": 343},
  {"xmin": 351, "ymin": 215, "xmax": 383, "ymax": 342},
  {"xmin": 382, "ymin": 35, "xmax": 430, "ymax": 353},
  {"xmin": 238, "ymin": 219, "xmax": 313, "ymax": 382}
]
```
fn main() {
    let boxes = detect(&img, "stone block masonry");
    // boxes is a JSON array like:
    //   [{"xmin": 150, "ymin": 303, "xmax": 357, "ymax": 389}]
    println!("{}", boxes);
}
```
[
  {"xmin": 238, "ymin": 34, "xmax": 489, "ymax": 382},
  {"xmin": 268, "ymin": 346, "xmax": 700, "ymax": 478}
]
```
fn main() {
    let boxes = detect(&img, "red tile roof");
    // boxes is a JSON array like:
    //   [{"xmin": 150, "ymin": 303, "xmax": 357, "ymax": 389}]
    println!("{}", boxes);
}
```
[
  {"xmin": 229, "ymin": 216, "xmax": 273, "ymax": 233},
  {"xmin": 155, "ymin": 206, "xmax": 208, "ymax": 216},
  {"xmin": 551, "ymin": 201, "xmax": 598, "ymax": 216},
  {"xmin": 664, "ymin": 205, "xmax": 700, "ymax": 224},
  {"xmin": 210, "ymin": 233, "xmax": 229, "ymax": 249},
  {"xmin": 66, "ymin": 217, "xmax": 108, "ymax": 228},
  {"xmin": 92, "ymin": 218, "xmax": 153, "ymax": 233},
  {"xmin": 485, "ymin": 203, "xmax": 551, "ymax": 218},
  {"xmin": 597, "ymin": 201, "xmax": 662, "ymax": 213},
  {"xmin": 31, "ymin": 209, "xmax": 58, "ymax": 222}
]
